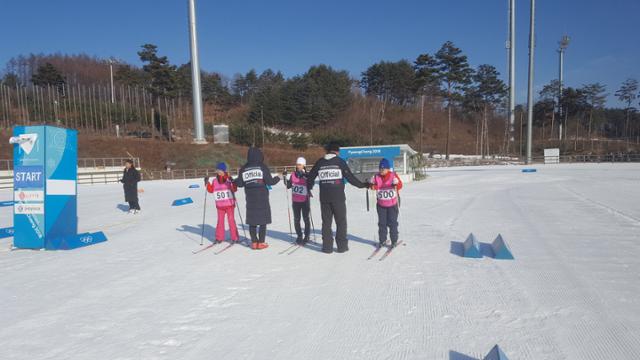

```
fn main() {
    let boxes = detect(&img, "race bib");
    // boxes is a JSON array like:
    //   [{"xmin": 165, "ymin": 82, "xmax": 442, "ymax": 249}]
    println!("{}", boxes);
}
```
[
  {"xmin": 318, "ymin": 168, "xmax": 342, "ymax": 181},
  {"xmin": 242, "ymin": 169, "xmax": 263, "ymax": 182},
  {"xmin": 377, "ymin": 189, "xmax": 397, "ymax": 200},
  {"xmin": 214, "ymin": 190, "xmax": 233, "ymax": 201},
  {"xmin": 292, "ymin": 185, "xmax": 307, "ymax": 196}
]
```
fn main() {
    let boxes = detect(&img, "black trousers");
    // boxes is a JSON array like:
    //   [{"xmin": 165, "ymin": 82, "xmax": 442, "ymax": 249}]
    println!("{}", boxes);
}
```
[
  {"xmin": 128, "ymin": 200, "xmax": 140, "ymax": 210},
  {"xmin": 377, "ymin": 204, "xmax": 399, "ymax": 244},
  {"xmin": 320, "ymin": 201, "xmax": 348, "ymax": 253},
  {"xmin": 292, "ymin": 201, "xmax": 310, "ymax": 238},
  {"xmin": 249, "ymin": 225, "xmax": 267, "ymax": 243}
]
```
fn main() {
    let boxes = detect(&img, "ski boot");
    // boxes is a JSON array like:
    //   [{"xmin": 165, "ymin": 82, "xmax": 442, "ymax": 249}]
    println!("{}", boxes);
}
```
[{"xmin": 257, "ymin": 242, "xmax": 269, "ymax": 250}]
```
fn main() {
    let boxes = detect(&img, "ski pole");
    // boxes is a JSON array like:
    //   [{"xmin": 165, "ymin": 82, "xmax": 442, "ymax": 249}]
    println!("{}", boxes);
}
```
[
  {"xmin": 283, "ymin": 174, "xmax": 294, "ymax": 242},
  {"xmin": 231, "ymin": 190, "xmax": 248, "ymax": 244},
  {"xmin": 308, "ymin": 194, "xmax": 317, "ymax": 244},
  {"xmin": 200, "ymin": 184, "xmax": 209, "ymax": 246},
  {"xmin": 366, "ymin": 188, "xmax": 370, "ymax": 212}
]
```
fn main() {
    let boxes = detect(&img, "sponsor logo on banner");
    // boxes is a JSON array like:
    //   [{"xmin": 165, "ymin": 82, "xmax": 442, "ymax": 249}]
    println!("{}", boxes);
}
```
[
  {"xmin": 14, "ymin": 165, "xmax": 45, "ymax": 188},
  {"xmin": 15, "ymin": 203, "xmax": 45, "ymax": 214},
  {"xmin": 318, "ymin": 168, "xmax": 342, "ymax": 181},
  {"xmin": 242, "ymin": 169, "xmax": 264, "ymax": 182},
  {"xmin": 14, "ymin": 190, "xmax": 45, "ymax": 202},
  {"xmin": 79, "ymin": 235, "xmax": 94, "ymax": 244},
  {"xmin": 16, "ymin": 133, "xmax": 38, "ymax": 154}
]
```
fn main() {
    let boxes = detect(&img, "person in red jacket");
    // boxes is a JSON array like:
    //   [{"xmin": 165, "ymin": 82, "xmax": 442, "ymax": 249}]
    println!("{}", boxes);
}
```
[
  {"xmin": 204, "ymin": 162, "xmax": 239, "ymax": 243},
  {"xmin": 369, "ymin": 158, "xmax": 403, "ymax": 248}
]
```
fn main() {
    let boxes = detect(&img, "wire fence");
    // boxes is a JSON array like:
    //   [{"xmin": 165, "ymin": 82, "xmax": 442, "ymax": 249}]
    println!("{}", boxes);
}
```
[{"xmin": 0, "ymin": 84, "xmax": 197, "ymax": 141}]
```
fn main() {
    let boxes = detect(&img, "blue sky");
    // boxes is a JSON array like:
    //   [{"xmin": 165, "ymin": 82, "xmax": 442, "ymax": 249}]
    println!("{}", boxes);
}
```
[{"xmin": 2, "ymin": 0, "xmax": 638, "ymax": 106}]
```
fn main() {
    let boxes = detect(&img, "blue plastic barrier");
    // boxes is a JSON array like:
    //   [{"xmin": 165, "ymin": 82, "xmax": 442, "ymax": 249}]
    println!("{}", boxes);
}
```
[
  {"xmin": 490, "ymin": 234, "xmax": 515, "ymax": 260},
  {"xmin": 463, "ymin": 233, "xmax": 482, "ymax": 258},
  {"xmin": 484, "ymin": 345, "xmax": 510, "ymax": 360}
]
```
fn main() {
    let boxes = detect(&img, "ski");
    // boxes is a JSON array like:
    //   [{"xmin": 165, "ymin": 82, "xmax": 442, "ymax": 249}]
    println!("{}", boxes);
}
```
[
  {"xmin": 192, "ymin": 241, "xmax": 221, "ymax": 254},
  {"xmin": 279, "ymin": 242, "xmax": 299, "ymax": 255},
  {"xmin": 214, "ymin": 242, "xmax": 236, "ymax": 255},
  {"xmin": 287, "ymin": 244, "xmax": 305, "ymax": 255},
  {"xmin": 378, "ymin": 241, "xmax": 404, "ymax": 261},
  {"xmin": 367, "ymin": 245, "xmax": 384, "ymax": 260}
]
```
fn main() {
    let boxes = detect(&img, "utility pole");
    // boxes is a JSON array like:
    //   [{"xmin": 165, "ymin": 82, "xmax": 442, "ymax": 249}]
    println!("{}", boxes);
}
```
[
  {"xmin": 188, "ymin": 0, "xmax": 206, "ymax": 144},
  {"xmin": 558, "ymin": 35, "xmax": 570, "ymax": 140},
  {"xmin": 108, "ymin": 58, "xmax": 115, "ymax": 104},
  {"xmin": 420, "ymin": 94, "xmax": 425, "ymax": 155},
  {"xmin": 508, "ymin": 0, "xmax": 516, "ymax": 153},
  {"xmin": 526, "ymin": 0, "xmax": 536, "ymax": 164}
]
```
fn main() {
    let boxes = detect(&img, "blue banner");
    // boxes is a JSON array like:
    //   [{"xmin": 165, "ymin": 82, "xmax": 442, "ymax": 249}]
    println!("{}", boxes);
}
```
[
  {"xmin": 0, "ymin": 201, "xmax": 14, "ymax": 207},
  {"xmin": 0, "ymin": 227, "xmax": 14, "ymax": 239},
  {"xmin": 45, "ymin": 231, "xmax": 107, "ymax": 250},
  {"xmin": 14, "ymin": 165, "xmax": 45, "ymax": 188}
]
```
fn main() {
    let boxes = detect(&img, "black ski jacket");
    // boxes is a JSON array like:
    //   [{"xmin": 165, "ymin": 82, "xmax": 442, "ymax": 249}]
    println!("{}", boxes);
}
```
[{"xmin": 307, "ymin": 154, "xmax": 367, "ymax": 203}]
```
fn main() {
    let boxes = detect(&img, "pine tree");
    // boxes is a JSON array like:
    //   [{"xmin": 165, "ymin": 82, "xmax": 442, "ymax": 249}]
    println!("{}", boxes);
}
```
[
  {"xmin": 435, "ymin": 41, "xmax": 473, "ymax": 160},
  {"xmin": 31, "ymin": 63, "xmax": 66, "ymax": 92},
  {"xmin": 615, "ymin": 78, "xmax": 638, "ymax": 141}
]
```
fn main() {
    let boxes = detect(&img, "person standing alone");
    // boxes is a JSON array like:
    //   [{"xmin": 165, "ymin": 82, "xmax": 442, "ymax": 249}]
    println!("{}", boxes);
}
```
[
  {"xmin": 369, "ymin": 159, "xmax": 403, "ymax": 248},
  {"xmin": 120, "ymin": 159, "xmax": 141, "ymax": 214},
  {"xmin": 307, "ymin": 142, "xmax": 368, "ymax": 253}
]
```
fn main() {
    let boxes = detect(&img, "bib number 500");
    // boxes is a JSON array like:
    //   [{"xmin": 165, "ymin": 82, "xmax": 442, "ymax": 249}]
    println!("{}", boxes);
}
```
[{"xmin": 377, "ymin": 189, "xmax": 396, "ymax": 199}]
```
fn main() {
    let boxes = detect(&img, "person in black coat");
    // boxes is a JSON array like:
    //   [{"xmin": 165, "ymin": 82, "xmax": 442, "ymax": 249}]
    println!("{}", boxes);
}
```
[
  {"xmin": 120, "ymin": 159, "xmax": 141, "ymax": 213},
  {"xmin": 307, "ymin": 142, "xmax": 368, "ymax": 253},
  {"xmin": 234, "ymin": 147, "xmax": 280, "ymax": 249}
]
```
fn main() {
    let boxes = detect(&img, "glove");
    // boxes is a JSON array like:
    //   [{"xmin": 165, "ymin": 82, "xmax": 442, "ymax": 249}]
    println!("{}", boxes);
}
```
[
  {"xmin": 204, "ymin": 176, "xmax": 209, "ymax": 185},
  {"xmin": 282, "ymin": 170, "xmax": 288, "ymax": 177},
  {"xmin": 392, "ymin": 177, "xmax": 399, "ymax": 185}
]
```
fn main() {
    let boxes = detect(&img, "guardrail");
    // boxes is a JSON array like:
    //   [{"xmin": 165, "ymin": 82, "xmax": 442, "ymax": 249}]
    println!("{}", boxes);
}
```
[
  {"xmin": 0, "ymin": 157, "xmax": 140, "ymax": 171},
  {"xmin": 144, "ymin": 166, "xmax": 299, "ymax": 181},
  {"xmin": 423, "ymin": 153, "xmax": 640, "ymax": 168}
]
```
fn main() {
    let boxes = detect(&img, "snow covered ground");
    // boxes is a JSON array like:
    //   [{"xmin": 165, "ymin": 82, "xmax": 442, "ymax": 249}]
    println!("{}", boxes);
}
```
[{"xmin": 1, "ymin": 163, "xmax": 639, "ymax": 360}]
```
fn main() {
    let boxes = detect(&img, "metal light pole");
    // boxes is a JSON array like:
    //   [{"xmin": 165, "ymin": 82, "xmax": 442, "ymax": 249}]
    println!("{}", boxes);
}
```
[
  {"xmin": 260, "ymin": 105, "xmax": 265, "ymax": 146},
  {"xmin": 188, "ymin": 0, "xmax": 206, "ymax": 144},
  {"xmin": 525, "ymin": 0, "xmax": 536, "ymax": 164},
  {"xmin": 558, "ymin": 35, "xmax": 570, "ymax": 140},
  {"xmin": 108, "ymin": 58, "xmax": 115, "ymax": 104},
  {"xmin": 507, "ymin": 0, "xmax": 516, "ymax": 150}
]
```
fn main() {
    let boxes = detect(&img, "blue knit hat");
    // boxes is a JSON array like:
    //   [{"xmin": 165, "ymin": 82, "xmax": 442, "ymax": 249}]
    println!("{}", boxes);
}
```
[
  {"xmin": 379, "ymin": 158, "xmax": 391, "ymax": 169},
  {"xmin": 216, "ymin": 162, "xmax": 227, "ymax": 172}
]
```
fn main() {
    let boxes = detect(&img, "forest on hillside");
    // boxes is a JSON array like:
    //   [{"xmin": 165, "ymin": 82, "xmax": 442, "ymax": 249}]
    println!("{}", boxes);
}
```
[{"xmin": 1, "ymin": 42, "xmax": 639, "ymax": 157}]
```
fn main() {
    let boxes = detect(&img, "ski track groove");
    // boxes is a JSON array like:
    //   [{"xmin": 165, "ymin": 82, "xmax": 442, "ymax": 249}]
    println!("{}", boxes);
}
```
[
  {"xmin": 506, "ymin": 184, "xmax": 640, "ymax": 360},
  {"xmin": 2, "ymin": 165, "xmax": 640, "ymax": 359}
]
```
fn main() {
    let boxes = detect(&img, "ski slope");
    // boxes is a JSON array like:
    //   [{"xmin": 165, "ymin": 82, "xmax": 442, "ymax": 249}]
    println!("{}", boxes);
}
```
[{"xmin": 1, "ymin": 163, "xmax": 640, "ymax": 360}]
